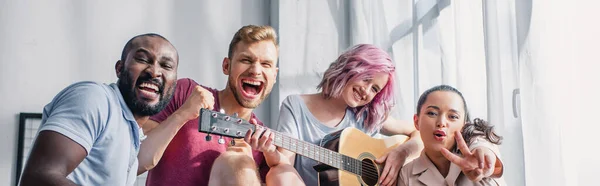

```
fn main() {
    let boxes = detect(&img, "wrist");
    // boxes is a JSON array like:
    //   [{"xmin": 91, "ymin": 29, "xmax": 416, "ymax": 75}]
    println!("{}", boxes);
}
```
[{"xmin": 171, "ymin": 111, "xmax": 192, "ymax": 125}]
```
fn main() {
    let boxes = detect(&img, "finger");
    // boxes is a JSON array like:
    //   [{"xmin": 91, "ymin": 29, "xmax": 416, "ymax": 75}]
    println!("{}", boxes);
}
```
[
  {"xmin": 265, "ymin": 132, "xmax": 275, "ymax": 151},
  {"xmin": 381, "ymin": 164, "xmax": 398, "ymax": 186},
  {"xmin": 454, "ymin": 131, "xmax": 471, "ymax": 156},
  {"xmin": 475, "ymin": 149, "xmax": 485, "ymax": 169},
  {"xmin": 484, "ymin": 150, "xmax": 496, "ymax": 170},
  {"xmin": 251, "ymin": 128, "xmax": 265, "ymax": 148},
  {"xmin": 483, "ymin": 152, "xmax": 495, "ymax": 177},
  {"xmin": 375, "ymin": 153, "xmax": 388, "ymax": 164},
  {"xmin": 441, "ymin": 148, "xmax": 464, "ymax": 166},
  {"xmin": 249, "ymin": 118, "xmax": 258, "ymax": 125},
  {"xmin": 259, "ymin": 129, "xmax": 272, "ymax": 146},
  {"xmin": 378, "ymin": 162, "xmax": 392, "ymax": 185},
  {"xmin": 244, "ymin": 129, "xmax": 252, "ymax": 144},
  {"xmin": 206, "ymin": 101, "xmax": 214, "ymax": 110},
  {"xmin": 473, "ymin": 169, "xmax": 484, "ymax": 182}
]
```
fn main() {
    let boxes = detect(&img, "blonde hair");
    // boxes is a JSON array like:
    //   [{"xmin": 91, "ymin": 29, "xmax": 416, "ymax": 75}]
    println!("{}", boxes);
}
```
[{"xmin": 228, "ymin": 25, "xmax": 278, "ymax": 59}]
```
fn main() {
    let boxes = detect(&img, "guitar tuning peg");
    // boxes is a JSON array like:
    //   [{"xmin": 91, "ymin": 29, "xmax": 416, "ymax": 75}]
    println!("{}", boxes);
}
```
[
  {"xmin": 218, "ymin": 136, "xmax": 225, "ymax": 144},
  {"xmin": 232, "ymin": 112, "xmax": 238, "ymax": 118},
  {"xmin": 205, "ymin": 134, "xmax": 212, "ymax": 141},
  {"xmin": 219, "ymin": 109, "xmax": 225, "ymax": 114},
  {"xmin": 230, "ymin": 139, "xmax": 236, "ymax": 146}
]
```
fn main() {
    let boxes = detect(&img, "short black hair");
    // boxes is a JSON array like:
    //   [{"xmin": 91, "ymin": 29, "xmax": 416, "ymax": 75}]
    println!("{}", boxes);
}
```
[{"xmin": 120, "ymin": 33, "xmax": 171, "ymax": 62}]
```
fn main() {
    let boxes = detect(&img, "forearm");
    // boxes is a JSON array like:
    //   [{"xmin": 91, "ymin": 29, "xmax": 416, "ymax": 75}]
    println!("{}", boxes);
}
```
[
  {"xmin": 20, "ymin": 172, "xmax": 78, "ymax": 186},
  {"xmin": 400, "ymin": 131, "xmax": 423, "ymax": 159},
  {"xmin": 137, "ymin": 112, "xmax": 188, "ymax": 174}
]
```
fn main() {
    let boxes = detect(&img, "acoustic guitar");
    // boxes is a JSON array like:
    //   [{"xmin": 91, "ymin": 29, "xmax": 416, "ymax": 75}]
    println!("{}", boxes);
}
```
[{"xmin": 198, "ymin": 108, "xmax": 408, "ymax": 186}]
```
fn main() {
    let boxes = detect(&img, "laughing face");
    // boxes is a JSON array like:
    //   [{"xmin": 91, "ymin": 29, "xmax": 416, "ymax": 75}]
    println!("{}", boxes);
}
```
[
  {"xmin": 340, "ymin": 72, "xmax": 389, "ymax": 108},
  {"xmin": 223, "ymin": 40, "xmax": 278, "ymax": 109},
  {"xmin": 414, "ymin": 91, "xmax": 466, "ymax": 154},
  {"xmin": 116, "ymin": 36, "xmax": 178, "ymax": 116}
]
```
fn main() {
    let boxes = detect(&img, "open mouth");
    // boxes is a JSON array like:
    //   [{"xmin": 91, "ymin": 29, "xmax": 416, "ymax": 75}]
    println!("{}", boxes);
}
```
[
  {"xmin": 240, "ymin": 78, "xmax": 264, "ymax": 98},
  {"xmin": 352, "ymin": 87, "xmax": 365, "ymax": 102},
  {"xmin": 433, "ymin": 130, "xmax": 447, "ymax": 141},
  {"xmin": 137, "ymin": 82, "xmax": 161, "ymax": 100}
]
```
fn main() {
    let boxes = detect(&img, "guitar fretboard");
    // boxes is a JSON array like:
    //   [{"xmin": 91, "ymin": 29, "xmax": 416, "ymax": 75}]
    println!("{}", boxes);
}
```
[{"xmin": 272, "ymin": 132, "xmax": 364, "ymax": 176}]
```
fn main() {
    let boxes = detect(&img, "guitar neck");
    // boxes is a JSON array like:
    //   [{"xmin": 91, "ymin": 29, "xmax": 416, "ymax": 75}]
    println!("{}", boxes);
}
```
[
  {"xmin": 270, "ymin": 130, "xmax": 363, "ymax": 175},
  {"xmin": 197, "ymin": 108, "xmax": 364, "ymax": 175}
]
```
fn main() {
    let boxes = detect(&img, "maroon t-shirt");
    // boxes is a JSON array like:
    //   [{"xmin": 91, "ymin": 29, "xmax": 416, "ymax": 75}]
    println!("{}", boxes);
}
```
[{"xmin": 146, "ymin": 78, "xmax": 269, "ymax": 186}]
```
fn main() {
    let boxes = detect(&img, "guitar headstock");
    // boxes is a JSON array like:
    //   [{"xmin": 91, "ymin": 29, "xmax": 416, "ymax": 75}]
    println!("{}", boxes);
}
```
[{"xmin": 198, "ymin": 108, "xmax": 255, "ymax": 139}]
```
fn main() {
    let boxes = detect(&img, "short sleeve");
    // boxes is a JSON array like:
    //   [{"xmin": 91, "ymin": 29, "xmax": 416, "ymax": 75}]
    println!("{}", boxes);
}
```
[
  {"xmin": 39, "ymin": 82, "xmax": 110, "ymax": 153},
  {"xmin": 150, "ymin": 78, "xmax": 196, "ymax": 123},
  {"xmin": 275, "ymin": 96, "xmax": 300, "ymax": 139}
]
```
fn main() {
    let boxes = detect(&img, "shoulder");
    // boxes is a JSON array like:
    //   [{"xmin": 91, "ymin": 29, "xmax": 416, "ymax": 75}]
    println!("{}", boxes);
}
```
[
  {"xmin": 283, "ymin": 94, "xmax": 311, "ymax": 107},
  {"xmin": 53, "ymin": 81, "xmax": 112, "ymax": 107},
  {"xmin": 175, "ymin": 78, "xmax": 218, "ymax": 97},
  {"xmin": 175, "ymin": 78, "xmax": 198, "ymax": 93},
  {"xmin": 280, "ymin": 94, "xmax": 307, "ymax": 114},
  {"xmin": 282, "ymin": 94, "xmax": 300, "ymax": 104}
]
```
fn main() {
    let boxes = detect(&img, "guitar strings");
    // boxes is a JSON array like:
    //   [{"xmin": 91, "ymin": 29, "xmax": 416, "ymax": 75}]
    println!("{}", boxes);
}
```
[
  {"xmin": 274, "ymin": 132, "xmax": 383, "ymax": 181},
  {"xmin": 205, "ymin": 111, "xmax": 383, "ymax": 181}
]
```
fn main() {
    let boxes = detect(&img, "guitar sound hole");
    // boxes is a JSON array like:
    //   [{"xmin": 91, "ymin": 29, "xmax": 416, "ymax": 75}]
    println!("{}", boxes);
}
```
[{"xmin": 361, "ymin": 159, "xmax": 379, "ymax": 186}]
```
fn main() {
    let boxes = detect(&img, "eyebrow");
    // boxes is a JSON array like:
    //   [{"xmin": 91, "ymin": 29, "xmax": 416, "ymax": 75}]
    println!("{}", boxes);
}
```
[
  {"xmin": 134, "ymin": 48, "xmax": 151, "ymax": 56},
  {"xmin": 239, "ymin": 53, "xmax": 256, "ymax": 60},
  {"xmin": 426, "ymin": 106, "xmax": 440, "ymax": 110},
  {"xmin": 426, "ymin": 105, "xmax": 462, "ymax": 114},
  {"xmin": 239, "ymin": 53, "xmax": 274, "ymax": 64},
  {"xmin": 160, "ymin": 56, "xmax": 174, "ymax": 63}
]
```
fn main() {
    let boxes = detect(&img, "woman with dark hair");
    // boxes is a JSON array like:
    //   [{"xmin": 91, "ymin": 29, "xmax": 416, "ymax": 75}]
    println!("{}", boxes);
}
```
[{"xmin": 399, "ymin": 85, "xmax": 505, "ymax": 186}]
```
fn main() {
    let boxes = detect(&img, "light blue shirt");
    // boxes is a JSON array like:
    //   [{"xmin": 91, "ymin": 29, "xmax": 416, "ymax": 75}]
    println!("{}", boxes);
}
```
[
  {"xmin": 275, "ymin": 95, "xmax": 376, "ymax": 186},
  {"xmin": 38, "ymin": 81, "xmax": 141, "ymax": 186}
]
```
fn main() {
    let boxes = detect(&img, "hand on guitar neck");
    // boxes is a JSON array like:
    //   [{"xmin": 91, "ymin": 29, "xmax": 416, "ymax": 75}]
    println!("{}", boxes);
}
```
[
  {"xmin": 243, "ymin": 118, "xmax": 279, "ymax": 159},
  {"xmin": 198, "ymin": 108, "xmax": 412, "ymax": 186}
]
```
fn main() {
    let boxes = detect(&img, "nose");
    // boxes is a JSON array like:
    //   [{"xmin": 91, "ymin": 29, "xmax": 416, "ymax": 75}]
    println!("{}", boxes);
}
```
[
  {"xmin": 248, "ymin": 62, "xmax": 262, "ymax": 77},
  {"xmin": 146, "ymin": 63, "xmax": 163, "ymax": 78},
  {"xmin": 359, "ymin": 86, "xmax": 368, "ymax": 100},
  {"xmin": 437, "ymin": 116, "xmax": 448, "ymax": 128}
]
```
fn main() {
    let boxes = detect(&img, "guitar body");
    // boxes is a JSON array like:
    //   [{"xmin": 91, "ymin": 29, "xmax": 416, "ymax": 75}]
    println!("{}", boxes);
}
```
[
  {"xmin": 315, "ymin": 128, "xmax": 408, "ymax": 186},
  {"xmin": 196, "ymin": 109, "xmax": 408, "ymax": 186}
]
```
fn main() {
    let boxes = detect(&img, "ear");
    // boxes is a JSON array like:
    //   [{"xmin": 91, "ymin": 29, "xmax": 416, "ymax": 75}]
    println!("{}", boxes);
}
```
[
  {"xmin": 115, "ymin": 60, "xmax": 123, "ymax": 77},
  {"xmin": 413, "ymin": 114, "xmax": 420, "ymax": 131},
  {"xmin": 222, "ymin": 57, "xmax": 230, "ymax": 75}
]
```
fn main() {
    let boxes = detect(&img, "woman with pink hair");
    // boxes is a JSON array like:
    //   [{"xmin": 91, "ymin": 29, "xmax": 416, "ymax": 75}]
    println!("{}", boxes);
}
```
[{"xmin": 262, "ymin": 44, "xmax": 422, "ymax": 186}]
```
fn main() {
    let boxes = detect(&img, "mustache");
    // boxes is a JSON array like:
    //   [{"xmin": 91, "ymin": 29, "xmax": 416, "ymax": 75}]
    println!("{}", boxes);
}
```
[{"xmin": 136, "ymin": 75, "xmax": 164, "ymax": 94}]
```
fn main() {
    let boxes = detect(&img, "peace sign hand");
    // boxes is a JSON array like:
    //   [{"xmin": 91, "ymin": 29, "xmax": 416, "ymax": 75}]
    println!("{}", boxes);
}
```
[{"xmin": 440, "ymin": 131, "xmax": 494, "ymax": 182}]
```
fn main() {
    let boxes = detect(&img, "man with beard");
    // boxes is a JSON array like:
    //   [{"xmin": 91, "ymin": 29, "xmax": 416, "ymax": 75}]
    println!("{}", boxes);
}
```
[
  {"xmin": 19, "ymin": 33, "xmax": 182, "ymax": 186},
  {"xmin": 142, "ymin": 25, "xmax": 299, "ymax": 186}
]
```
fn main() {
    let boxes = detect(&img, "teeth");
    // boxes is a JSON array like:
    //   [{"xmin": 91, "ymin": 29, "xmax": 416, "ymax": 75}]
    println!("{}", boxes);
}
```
[
  {"xmin": 353, "ymin": 89, "xmax": 362, "ymax": 101},
  {"xmin": 140, "ymin": 83, "xmax": 159, "ymax": 92},
  {"xmin": 242, "ymin": 80, "xmax": 261, "ymax": 86}
]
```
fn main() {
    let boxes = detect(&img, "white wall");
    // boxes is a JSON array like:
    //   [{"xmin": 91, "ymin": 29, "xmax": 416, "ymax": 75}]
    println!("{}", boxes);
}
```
[{"xmin": 0, "ymin": 1, "xmax": 272, "ymax": 185}]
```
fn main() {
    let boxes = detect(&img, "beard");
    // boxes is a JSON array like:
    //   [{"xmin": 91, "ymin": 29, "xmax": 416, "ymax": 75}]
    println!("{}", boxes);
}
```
[
  {"xmin": 228, "ymin": 75, "xmax": 270, "ymax": 109},
  {"xmin": 117, "ymin": 69, "xmax": 175, "ymax": 116}
]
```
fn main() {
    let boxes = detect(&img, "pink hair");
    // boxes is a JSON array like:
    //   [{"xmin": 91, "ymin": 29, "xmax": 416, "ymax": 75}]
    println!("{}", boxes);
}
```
[{"xmin": 317, "ymin": 44, "xmax": 396, "ymax": 133}]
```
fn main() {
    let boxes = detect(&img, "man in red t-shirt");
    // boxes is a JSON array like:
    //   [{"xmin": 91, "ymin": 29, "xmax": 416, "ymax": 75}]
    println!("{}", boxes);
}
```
[{"xmin": 137, "ymin": 25, "xmax": 303, "ymax": 186}]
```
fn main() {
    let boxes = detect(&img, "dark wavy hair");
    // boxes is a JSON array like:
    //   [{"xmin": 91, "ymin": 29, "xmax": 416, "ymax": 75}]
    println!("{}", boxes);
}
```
[{"xmin": 416, "ymin": 85, "xmax": 502, "ymax": 150}]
